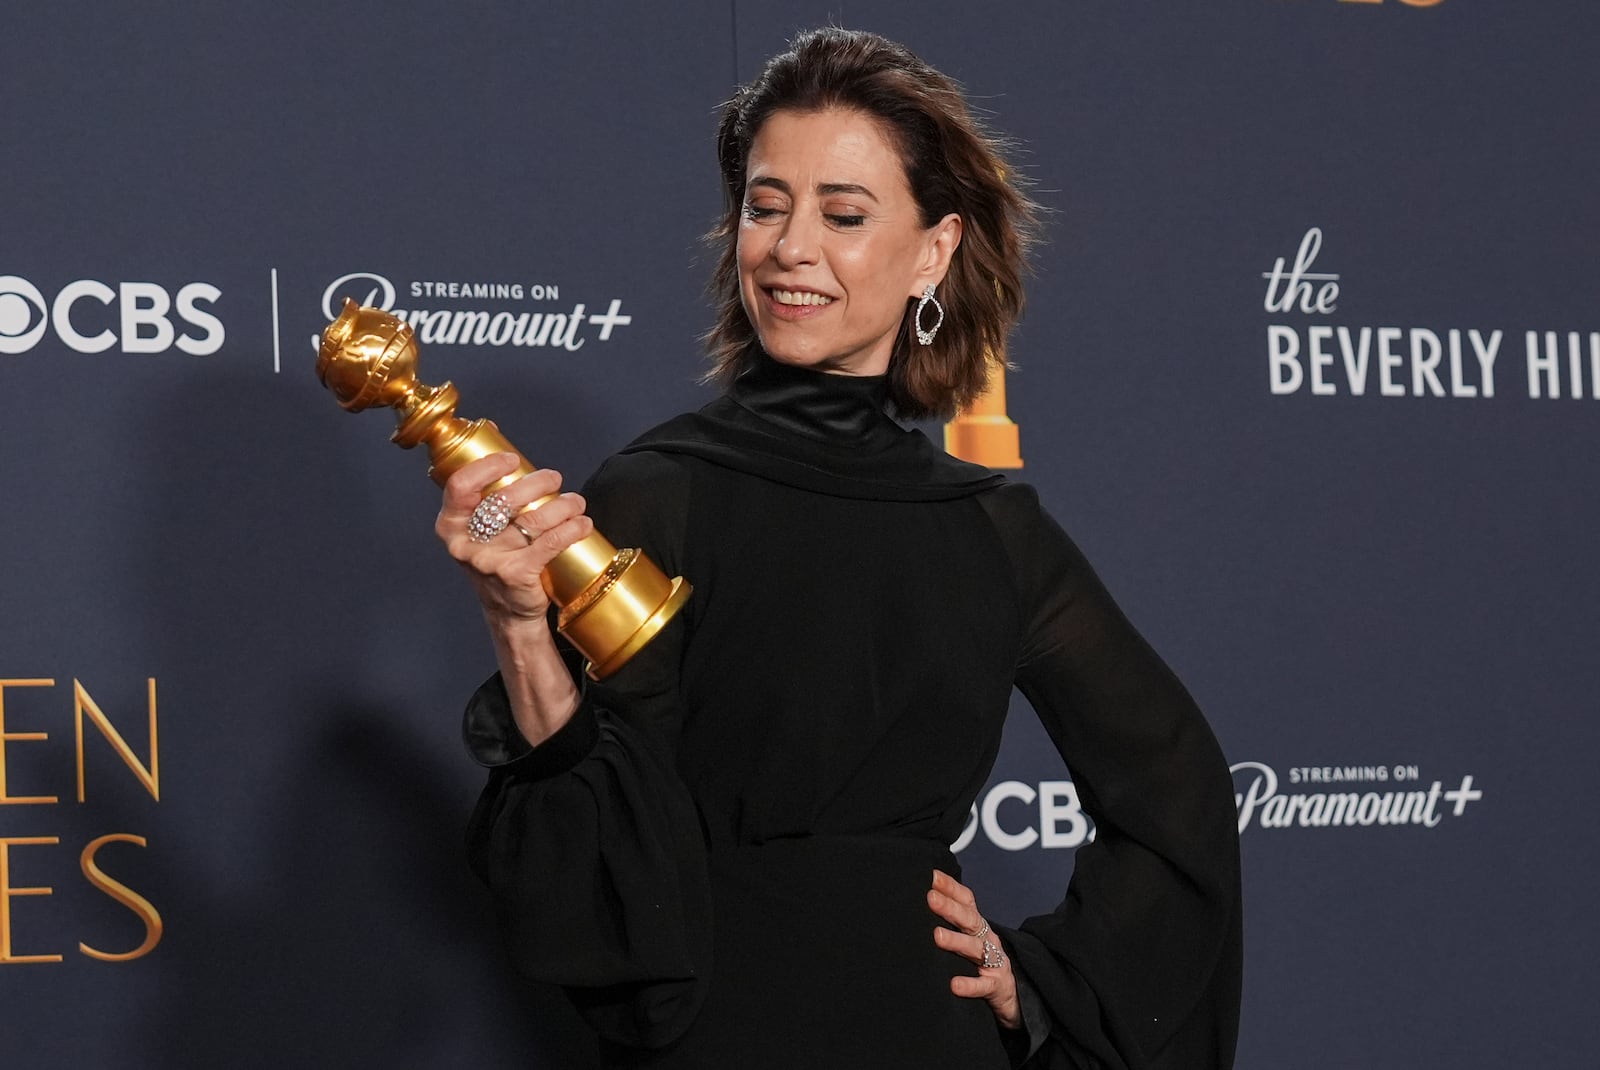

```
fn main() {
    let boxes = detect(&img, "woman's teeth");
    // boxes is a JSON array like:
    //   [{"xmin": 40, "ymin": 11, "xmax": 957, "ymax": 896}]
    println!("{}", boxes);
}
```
[{"xmin": 772, "ymin": 290, "xmax": 834, "ymax": 306}]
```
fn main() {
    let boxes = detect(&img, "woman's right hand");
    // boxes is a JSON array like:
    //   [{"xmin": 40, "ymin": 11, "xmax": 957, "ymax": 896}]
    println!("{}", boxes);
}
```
[
  {"xmin": 435, "ymin": 452, "xmax": 595, "ymax": 626},
  {"xmin": 437, "ymin": 453, "xmax": 597, "ymax": 746}
]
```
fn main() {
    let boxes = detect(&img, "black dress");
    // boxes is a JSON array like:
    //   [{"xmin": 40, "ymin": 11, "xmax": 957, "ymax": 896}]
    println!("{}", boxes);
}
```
[{"xmin": 463, "ymin": 353, "xmax": 1243, "ymax": 1069}]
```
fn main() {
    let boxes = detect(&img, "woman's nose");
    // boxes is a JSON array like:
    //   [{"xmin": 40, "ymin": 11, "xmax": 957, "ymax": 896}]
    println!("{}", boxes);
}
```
[{"xmin": 772, "ymin": 214, "xmax": 821, "ymax": 268}]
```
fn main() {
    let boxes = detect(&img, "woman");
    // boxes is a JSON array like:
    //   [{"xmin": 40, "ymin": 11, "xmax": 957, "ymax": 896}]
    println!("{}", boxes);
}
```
[{"xmin": 443, "ymin": 28, "xmax": 1241, "ymax": 1070}]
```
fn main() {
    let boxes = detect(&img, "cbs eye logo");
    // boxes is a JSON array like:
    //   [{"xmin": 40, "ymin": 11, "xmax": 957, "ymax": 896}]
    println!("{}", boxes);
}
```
[
  {"xmin": 0, "ymin": 276, "xmax": 48, "ymax": 352},
  {"xmin": 0, "ymin": 275, "xmax": 224, "ymax": 356}
]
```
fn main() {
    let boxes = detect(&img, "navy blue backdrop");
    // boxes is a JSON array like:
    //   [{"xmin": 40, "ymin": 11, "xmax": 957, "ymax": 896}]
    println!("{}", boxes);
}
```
[{"xmin": 2, "ymin": 3, "xmax": 1595, "ymax": 1067}]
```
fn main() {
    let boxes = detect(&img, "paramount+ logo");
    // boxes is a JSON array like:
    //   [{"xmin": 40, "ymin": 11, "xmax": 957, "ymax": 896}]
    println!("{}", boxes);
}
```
[{"xmin": 0, "ymin": 275, "xmax": 224, "ymax": 356}]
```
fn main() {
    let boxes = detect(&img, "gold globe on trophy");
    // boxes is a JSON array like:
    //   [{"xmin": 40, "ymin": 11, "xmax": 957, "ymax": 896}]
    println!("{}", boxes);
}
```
[{"xmin": 315, "ymin": 299, "xmax": 691, "ymax": 679}]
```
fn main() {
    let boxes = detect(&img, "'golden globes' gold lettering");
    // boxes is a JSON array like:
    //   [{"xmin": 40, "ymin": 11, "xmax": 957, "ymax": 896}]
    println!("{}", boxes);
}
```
[
  {"xmin": 0, "ymin": 836, "xmax": 63, "ymax": 964},
  {"xmin": 78, "ymin": 834, "xmax": 163, "ymax": 962},
  {"xmin": 75, "ymin": 678, "xmax": 159, "ymax": 803},
  {"xmin": 0, "ymin": 676, "xmax": 164, "ymax": 965},
  {"xmin": 0, "ymin": 679, "xmax": 59, "ymax": 805}
]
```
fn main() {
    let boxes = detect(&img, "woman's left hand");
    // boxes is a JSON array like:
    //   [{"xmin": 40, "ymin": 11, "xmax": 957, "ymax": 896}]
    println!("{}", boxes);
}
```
[{"xmin": 929, "ymin": 869, "xmax": 1022, "ymax": 1030}]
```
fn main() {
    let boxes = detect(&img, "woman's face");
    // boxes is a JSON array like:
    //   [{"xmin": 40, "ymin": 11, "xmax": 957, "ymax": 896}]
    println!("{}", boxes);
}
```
[{"xmin": 737, "ymin": 108, "xmax": 960, "ymax": 377}]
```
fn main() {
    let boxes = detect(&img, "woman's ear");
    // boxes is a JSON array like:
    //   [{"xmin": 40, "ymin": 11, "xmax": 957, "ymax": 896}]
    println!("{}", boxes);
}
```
[{"xmin": 910, "ymin": 213, "xmax": 963, "ymax": 297}]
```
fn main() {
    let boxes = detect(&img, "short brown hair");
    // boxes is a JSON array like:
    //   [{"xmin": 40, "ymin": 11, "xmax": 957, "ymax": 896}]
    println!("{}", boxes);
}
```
[{"xmin": 704, "ymin": 27, "xmax": 1040, "ymax": 421}]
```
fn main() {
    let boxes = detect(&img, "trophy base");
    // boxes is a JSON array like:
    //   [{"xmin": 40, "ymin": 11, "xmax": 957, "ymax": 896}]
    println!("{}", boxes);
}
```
[{"xmin": 581, "ymin": 576, "xmax": 693, "ymax": 681}]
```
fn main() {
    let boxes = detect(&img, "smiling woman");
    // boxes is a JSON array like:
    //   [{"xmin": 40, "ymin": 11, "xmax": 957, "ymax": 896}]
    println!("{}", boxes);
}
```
[
  {"xmin": 446, "ymin": 25, "xmax": 1242, "ymax": 1070},
  {"xmin": 705, "ymin": 29, "xmax": 1035, "ymax": 419},
  {"xmin": 735, "ymin": 108, "xmax": 963, "ymax": 378}
]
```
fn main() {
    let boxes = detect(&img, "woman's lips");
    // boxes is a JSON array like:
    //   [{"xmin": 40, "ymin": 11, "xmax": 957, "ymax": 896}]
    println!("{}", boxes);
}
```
[
  {"xmin": 763, "ymin": 287, "xmax": 835, "ymax": 319},
  {"xmin": 770, "ymin": 288, "xmax": 834, "ymax": 306}
]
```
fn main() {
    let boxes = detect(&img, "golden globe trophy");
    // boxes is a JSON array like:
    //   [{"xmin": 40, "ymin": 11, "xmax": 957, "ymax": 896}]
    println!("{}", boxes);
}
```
[{"xmin": 316, "ymin": 299, "xmax": 691, "ymax": 679}]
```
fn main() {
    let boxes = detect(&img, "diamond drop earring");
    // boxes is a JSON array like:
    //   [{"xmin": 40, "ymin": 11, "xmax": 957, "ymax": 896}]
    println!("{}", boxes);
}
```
[{"xmin": 914, "ymin": 284, "xmax": 944, "ymax": 346}]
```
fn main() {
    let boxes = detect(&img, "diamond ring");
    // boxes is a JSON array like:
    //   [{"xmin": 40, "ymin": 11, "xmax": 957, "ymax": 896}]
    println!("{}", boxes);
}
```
[{"xmin": 467, "ymin": 493, "xmax": 514, "ymax": 543}]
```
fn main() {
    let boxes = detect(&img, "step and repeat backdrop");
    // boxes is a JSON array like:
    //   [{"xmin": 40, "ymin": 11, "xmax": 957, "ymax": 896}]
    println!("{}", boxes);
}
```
[{"xmin": 2, "ymin": 3, "xmax": 1594, "ymax": 1067}]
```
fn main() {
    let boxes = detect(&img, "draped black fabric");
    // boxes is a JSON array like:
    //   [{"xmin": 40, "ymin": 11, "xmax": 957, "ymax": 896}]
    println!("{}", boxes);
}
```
[
  {"xmin": 463, "ymin": 353, "xmax": 1242, "ymax": 1068},
  {"xmin": 623, "ymin": 356, "xmax": 1008, "ymax": 502}
]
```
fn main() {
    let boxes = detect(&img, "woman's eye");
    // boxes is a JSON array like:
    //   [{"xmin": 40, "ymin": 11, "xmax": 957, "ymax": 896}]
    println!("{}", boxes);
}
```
[
  {"xmin": 827, "ymin": 214, "xmax": 867, "ymax": 228},
  {"xmin": 742, "ymin": 204, "xmax": 782, "ymax": 221}
]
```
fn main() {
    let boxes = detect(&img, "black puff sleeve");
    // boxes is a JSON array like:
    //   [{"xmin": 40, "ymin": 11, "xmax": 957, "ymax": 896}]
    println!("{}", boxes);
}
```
[
  {"xmin": 462, "ymin": 452, "xmax": 711, "ymax": 1049},
  {"xmin": 980, "ymin": 483, "xmax": 1243, "ymax": 1069}
]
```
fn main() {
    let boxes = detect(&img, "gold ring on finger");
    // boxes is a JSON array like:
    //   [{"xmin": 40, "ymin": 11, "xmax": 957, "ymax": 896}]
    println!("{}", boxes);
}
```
[{"xmin": 513, "ymin": 523, "xmax": 537, "ymax": 546}]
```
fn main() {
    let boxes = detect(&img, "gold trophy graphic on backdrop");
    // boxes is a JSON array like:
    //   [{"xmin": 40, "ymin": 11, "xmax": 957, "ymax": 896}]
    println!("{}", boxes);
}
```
[
  {"xmin": 944, "ymin": 352, "xmax": 1023, "ymax": 469},
  {"xmin": 315, "ymin": 299, "xmax": 691, "ymax": 679}
]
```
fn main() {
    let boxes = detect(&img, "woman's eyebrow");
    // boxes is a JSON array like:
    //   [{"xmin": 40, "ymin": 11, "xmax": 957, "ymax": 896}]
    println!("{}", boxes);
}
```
[
  {"xmin": 748, "ymin": 176, "xmax": 791, "ymax": 194},
  {"xmin": 818, "ymin": 182, "xmax": 877, "ymax": 202},
  {"xmin": 746, "ymin": 176, "xmax": 878, "ymax": 203}
]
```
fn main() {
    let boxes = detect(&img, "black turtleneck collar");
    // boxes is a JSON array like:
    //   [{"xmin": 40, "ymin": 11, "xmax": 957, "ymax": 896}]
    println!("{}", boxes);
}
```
[
  {"xmin": 727, "ymin": 350, "xmax": 897, "ymax": 449},
  {"xmin": 618, "ymin": 350, "xmax": 1007, "ymax": 502}
]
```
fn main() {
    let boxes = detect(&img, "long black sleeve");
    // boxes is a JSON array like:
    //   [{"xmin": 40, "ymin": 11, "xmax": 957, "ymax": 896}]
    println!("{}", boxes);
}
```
[
  {"xmin": 980, "ymin": 483, "xmax": 1243, "ymax": 1069},
  {"xmin": 462, "ymin": 452, "xmax": 711, "ymax": 1049}
]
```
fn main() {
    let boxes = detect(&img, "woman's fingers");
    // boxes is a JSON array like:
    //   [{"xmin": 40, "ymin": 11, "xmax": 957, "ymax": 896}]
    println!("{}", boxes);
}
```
[
  {"xmin": 514, "ymin": 491, "xmax": 586, "ymax": 543},
  {"xmin": 927, "ymin": 870, "xmax": 984, "ymax": 934},
  {"xmin": 950, "ymin": 973, "xmax": 1003, "ymax": 999},
  {"xmin": 438, "ymin": 462, "xmax": 567, "ymax": 552},
  {"xmin": 432, "ymin": 457, "xmax": 595, "ymax": 622},
  {"xmin": 461, "ymin": 499, "xmax": 591, "ymax": 574},
  {"xmin": 932, "ymin": 868, "xmax": 976, "ymax": 908},
  {"xmin": 932, "ymin": 922, "xmax": 993, "ymax": 964},
  {"xmin": 928, "ymin": 872, "xmax": 994, "ymax": 965},
  {"xmin": 500, "ymin": 468, "xmax": 566, "ymax": 516},
  {"xmin": 929, "ymin": 870, "xmax": 1022, "ymax": 1029},
  {"xmin": 509, "ymin": 512, "xmax": 595, "ymax": 566},
  {"xmin": 441, "ymin": 452, "xmax": 526, "ymax": 518}
]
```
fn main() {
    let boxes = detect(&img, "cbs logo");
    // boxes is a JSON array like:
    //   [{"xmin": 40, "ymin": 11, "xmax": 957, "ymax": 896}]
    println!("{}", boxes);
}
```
[
  {"xmin": 0, "ymin": 275, "xmax": 224, "ymax": 356},
  {"xmin": 952, "ymin": 780, "xmax": 1095, "ymax": 853}
]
